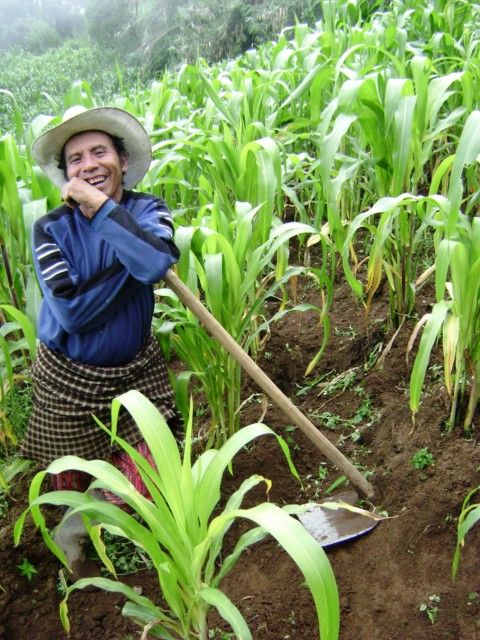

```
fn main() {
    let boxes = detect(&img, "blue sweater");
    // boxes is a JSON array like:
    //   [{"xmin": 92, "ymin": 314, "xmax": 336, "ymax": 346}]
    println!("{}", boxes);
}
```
[{"xmin": 32, "ymin": 190, "xmax": 179, "ymax": 366}]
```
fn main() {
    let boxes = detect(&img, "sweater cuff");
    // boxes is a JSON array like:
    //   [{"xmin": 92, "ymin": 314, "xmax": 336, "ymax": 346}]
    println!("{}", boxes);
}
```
[{"xmin": 90, "ymin": 199, "xmax": 117, "ymax": 229}]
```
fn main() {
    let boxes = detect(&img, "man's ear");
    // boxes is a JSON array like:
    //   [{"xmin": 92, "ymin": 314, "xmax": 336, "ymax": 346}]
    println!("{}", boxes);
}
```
[{"xmin": 120, "ymin": 154, "xmax": 129, "ymax": 173}]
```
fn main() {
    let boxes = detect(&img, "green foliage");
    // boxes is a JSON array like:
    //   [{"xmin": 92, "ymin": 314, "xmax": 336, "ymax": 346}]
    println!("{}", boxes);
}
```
[
  {"xmin": 99, "ymin": 530, "xmax": 153, "ymax": 575},
  {"xmin": 0, "ymin": 457, "xmax": 31, "ymax": 503},
  {"xmin": 452, "ymin": 486, "xmax": 480, "ymax": 579},
  {"xmin": 0, "ymin": 380, "xmax": 33, "ymax": 453},
  {"xmin": 0, "ymin": 0, "xmax": 86, "ymax": 49},
  {"xmin": 15, "ymin": 390, "xmax": 340, "ymax": 640},
  {"xmin": 155, "ymin": 208, "xmax": 323, "ymax": 445},
  {"xmin": 0, "ymin": 42, "xmax": 138, "ymax": 135},
  {"xmin": 16, "ymin": 557, "xmax": 38, "ymax": 581},
  {"xmin": 0, "ymin": 307, "xmax": 36, "ymax": 464},
  {"xmin": 407, "ymin": 111, "xmax": 480, "ymax": 431},
  {"xmin": 11, "ymin": 18, "xmax": 62, "ymax": 55},
  {"xmin": 162, "ymin": 0, "xmax": 313, "ymax": 67},
  {"xmin": 84, "ymin": 0, "xmax": 140, "ymax": 56},
  {"xmin": 419, "ymin": 594, "xmax": 440, "ymax": 624},
  {"xmin": 410, "ymin": 447, "xmax": 434, "ymax": 470}
]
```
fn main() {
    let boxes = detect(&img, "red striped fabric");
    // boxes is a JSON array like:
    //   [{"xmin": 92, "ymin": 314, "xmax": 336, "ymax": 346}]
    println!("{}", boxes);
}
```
[{"xmin": 51, "ymin": 439, "xmax": 156, "ymax": 506}]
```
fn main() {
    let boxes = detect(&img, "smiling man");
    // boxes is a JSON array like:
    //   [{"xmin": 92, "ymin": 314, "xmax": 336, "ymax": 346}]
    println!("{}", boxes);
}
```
[
  {"xmin": 21, "ymin": 106, "xmax": 182, "ymax": 579},
  {"xmin": 62, "ymin": 130, "xmax": 128, "ymax": 214}
]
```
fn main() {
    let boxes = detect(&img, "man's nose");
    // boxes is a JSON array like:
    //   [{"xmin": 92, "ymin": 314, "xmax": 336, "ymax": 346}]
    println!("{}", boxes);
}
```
[{"xmin": 79, "ymin": 153, "xmax": 98, "ymax": 173}]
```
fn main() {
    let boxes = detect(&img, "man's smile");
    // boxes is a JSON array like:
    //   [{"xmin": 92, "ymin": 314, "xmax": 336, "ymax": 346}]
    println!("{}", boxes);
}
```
[{"xmin": 86, "ymin": 176, "xmax": 107, "ymax": 186}]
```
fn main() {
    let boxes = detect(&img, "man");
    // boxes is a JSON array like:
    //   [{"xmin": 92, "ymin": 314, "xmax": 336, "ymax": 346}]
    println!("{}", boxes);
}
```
[{"xmin": 21, "ymin": 106, "xmax": 182, "ymax": 577}]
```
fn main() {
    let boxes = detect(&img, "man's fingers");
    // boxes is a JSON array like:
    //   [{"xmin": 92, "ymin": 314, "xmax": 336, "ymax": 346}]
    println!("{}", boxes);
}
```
[{"xmin": 64, "ymin": 196, "xmax": 78, "ymax": 209}]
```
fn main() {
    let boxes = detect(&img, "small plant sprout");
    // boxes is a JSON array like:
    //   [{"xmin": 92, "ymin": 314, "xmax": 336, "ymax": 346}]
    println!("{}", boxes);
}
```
[
  {"xmin": 302, "ymin": 465, "xmax": 329, "ymax": 499},
  {"xmin": 16, "ymin": 558, "xmax": 38, "ymax": 581},
  {"xmin": 410, "ymin": 448, "xmax": 435, "ymax": 470},
  {"xmin": 317, "ymin": 465, "xmax": 328, "ymax": 482},
  {"xmin": 419, "ymin": 594, "xmax": 440, "ymax": 624},
  {"xmin": 452, "ymin": 486, "xmax": 480, "ymax": 579}
]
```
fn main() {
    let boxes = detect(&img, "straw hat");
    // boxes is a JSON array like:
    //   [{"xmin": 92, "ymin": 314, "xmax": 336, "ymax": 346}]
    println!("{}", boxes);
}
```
[{"xmin": 31, "ymin": 106, "xmax": 152, "ymax": 190}]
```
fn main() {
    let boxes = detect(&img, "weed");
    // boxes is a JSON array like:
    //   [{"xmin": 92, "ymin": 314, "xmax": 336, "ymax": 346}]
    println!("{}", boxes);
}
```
[
  {"xmin": 302, "ymin": 464, "xmax": 329, "ymax": 498},
  {"xmin": 295, "ymin": 371, "xmax": 331, "ymax": 397},
  {"xmin": 347, "ymin": 394, "xmax": 376, "ymax": 435},
  {"xmin": 57, "ymin": 570, "xmax": 68, "ymax": 596},
  {"xmin": 468, "ymin": 592, "xmax": 480, "ymax": 605},
  {"xmin": 363, "ymin": 342, "xmax": 383, "ymax": 371},
  {"xmin": 419, "ymin": 594, "xmax": 440, "ymax": 624},
  {"xmin": 318, "ymin": 369, "xmax": 358, "ymax": 395},
  {"xmin": 208, "ymin": 629, "xmax": 234, "ymax": 640},
  {"xmin": 410, "ymin": 448, "xmax": 435, "ymax": 470},
  {"xmin": 334, "ymin": 325, "xmax": 357, "ymax": 339},
  {"xmin": 356, "ymin": 465, "xmax": 374, "ymax": 481},
  {"xmin": 324, "ymin": 475, "xmax": 348, "ymax": 494},
  {"xmin": 284, "ymin": 425, "xmax": 301, "ymax": 451},
  {"xmin": 311, "ymin": 411, "xmax": 341, "ymax": 430},
  {"xmin": 317, "ymin": 465, "xmax": 328, "ymax": 482},
  {"xmin": 427, "ymin": 363, "xmax": 443, "ymax": 383},
  {"xmin": 0, "ymin": 379, "xmax": 33, "ymax": 453},
  {"xmin": 312, "ymin": 392, "xmax": 378, "ymax": 444},
  {"xmin": 98, "ymin": 530, "xmax": 153, "ymax": 575},
  {"xmin": 16, "ymin": 558, "xmax": 38, "ymax": 581}
]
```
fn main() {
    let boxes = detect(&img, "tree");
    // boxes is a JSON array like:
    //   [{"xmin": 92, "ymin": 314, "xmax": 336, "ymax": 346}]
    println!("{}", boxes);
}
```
[{"xmin": 0, "ymin": 0, "xmax": 86, "ymax": 51}]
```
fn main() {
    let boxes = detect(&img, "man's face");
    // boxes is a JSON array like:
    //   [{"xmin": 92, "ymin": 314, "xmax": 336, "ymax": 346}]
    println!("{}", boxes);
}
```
[{"xmin": 64, "ymin": 131, "xmax": 128, "ymax": 204}]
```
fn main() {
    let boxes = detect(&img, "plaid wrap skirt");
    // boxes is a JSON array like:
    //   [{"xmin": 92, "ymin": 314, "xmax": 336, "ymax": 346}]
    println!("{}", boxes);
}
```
[{"xmin": 21, "ymin": 333, "xmax": 182, "ymax": 466}]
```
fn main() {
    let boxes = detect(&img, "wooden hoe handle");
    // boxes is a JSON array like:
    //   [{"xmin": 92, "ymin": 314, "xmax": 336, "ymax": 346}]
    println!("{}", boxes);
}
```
[{"xmin": 164, "ymin": 270, "xmax": 374, "ymax": 499}]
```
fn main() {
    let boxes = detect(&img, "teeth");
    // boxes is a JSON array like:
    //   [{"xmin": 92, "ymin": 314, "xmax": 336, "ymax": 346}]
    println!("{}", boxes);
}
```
[{"xmin": 87, "ymin": 177, "xmax": 106, "ymax": 185}]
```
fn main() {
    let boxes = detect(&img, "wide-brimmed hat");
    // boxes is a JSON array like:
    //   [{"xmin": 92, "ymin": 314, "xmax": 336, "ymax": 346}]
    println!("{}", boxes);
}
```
[{"xmin": 31, "ymin": 106, "xmax": 152, "ymax": 190}]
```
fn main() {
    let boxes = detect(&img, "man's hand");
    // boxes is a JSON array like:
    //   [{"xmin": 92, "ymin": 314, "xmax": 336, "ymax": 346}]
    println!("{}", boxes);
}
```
[{"xmin": 61, "ymin": 178, "xmax": 109, "ymax": 219}]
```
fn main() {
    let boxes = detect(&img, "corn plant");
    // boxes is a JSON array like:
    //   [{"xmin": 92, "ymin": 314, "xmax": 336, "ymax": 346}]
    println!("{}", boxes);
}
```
[
  {"xmin": 14, "ymin": 390, "xmax": 340, "ymax": 640},
  {"xmin": 408, "ymin": 110, "xmax": 480, "ymax": 430},
  {"xmin": 0, "ymin": 143, "xmax": 27, "ymax": 308},
  {"xmin": 452, "ymin": 486, "xmax": 480, "ymax": 580},
  {"xmin": 341, "ymin": 192, "xmax": 435, "ymax": 325},
  {"xmin": 155, "ymin": 202, "xmax": 326, "ymax": 445},
  {"xmin": 339, "ymin": 61, "xmax": 470, "ymax": 324},
  {"xmin": 0, "ymin": 123, "xmax": 52, "ymax": 315}
]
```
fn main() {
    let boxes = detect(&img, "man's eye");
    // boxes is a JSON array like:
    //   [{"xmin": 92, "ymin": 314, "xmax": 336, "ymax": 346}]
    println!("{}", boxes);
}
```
[
  {"xmin": 94, "ymin": 149, "xmax": 106, "ymax": 156},
  {"xmin": 68, "ymin": 157, "xmax": 80, "ymax": 165}
]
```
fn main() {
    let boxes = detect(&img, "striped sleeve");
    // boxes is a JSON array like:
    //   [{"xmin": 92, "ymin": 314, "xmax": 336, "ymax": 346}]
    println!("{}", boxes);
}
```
[
  {"xmin": 33, "ymin": 217, "xmax": 79, "ymax": 297},
  {"xmin": 90, "ymin": 194, "xmax": 180, "ymax": 284},
  {"xmin": 33, "ymin": 212, "xmax": 138, "ymax": 333},
  {"xmin": 36, "ymin": 242, "xmax": 69, "ymax": 282}
]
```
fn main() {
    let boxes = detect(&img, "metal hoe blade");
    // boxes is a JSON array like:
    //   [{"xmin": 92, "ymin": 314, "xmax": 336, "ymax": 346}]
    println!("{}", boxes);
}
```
[{"xmin": 298, "ymin": 490, "xmax": 379, "ymax": 547}]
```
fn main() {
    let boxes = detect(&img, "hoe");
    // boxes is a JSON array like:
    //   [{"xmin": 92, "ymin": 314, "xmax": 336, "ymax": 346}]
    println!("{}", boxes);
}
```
[{"xmin": 164, "ymin": 269, "xmax": 381, "ymax": 547}]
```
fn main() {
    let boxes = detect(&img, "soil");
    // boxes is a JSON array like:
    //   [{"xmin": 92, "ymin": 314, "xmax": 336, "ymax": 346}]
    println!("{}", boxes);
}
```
[{"xmin": 1, "ymin": 270, "xmax": 479, "ymax": 640}]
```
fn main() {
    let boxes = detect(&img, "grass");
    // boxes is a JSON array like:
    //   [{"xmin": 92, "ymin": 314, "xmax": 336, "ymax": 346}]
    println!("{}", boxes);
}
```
[{"xmin": 0, "ymin": 378, "xmax": 33, "ymax": 449}]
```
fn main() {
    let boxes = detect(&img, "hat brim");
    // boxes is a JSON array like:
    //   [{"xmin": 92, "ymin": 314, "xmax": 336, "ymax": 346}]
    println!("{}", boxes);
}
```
[{"xmin": 31, "ymin": 107, "xmax": 152, "ymax": 190}]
